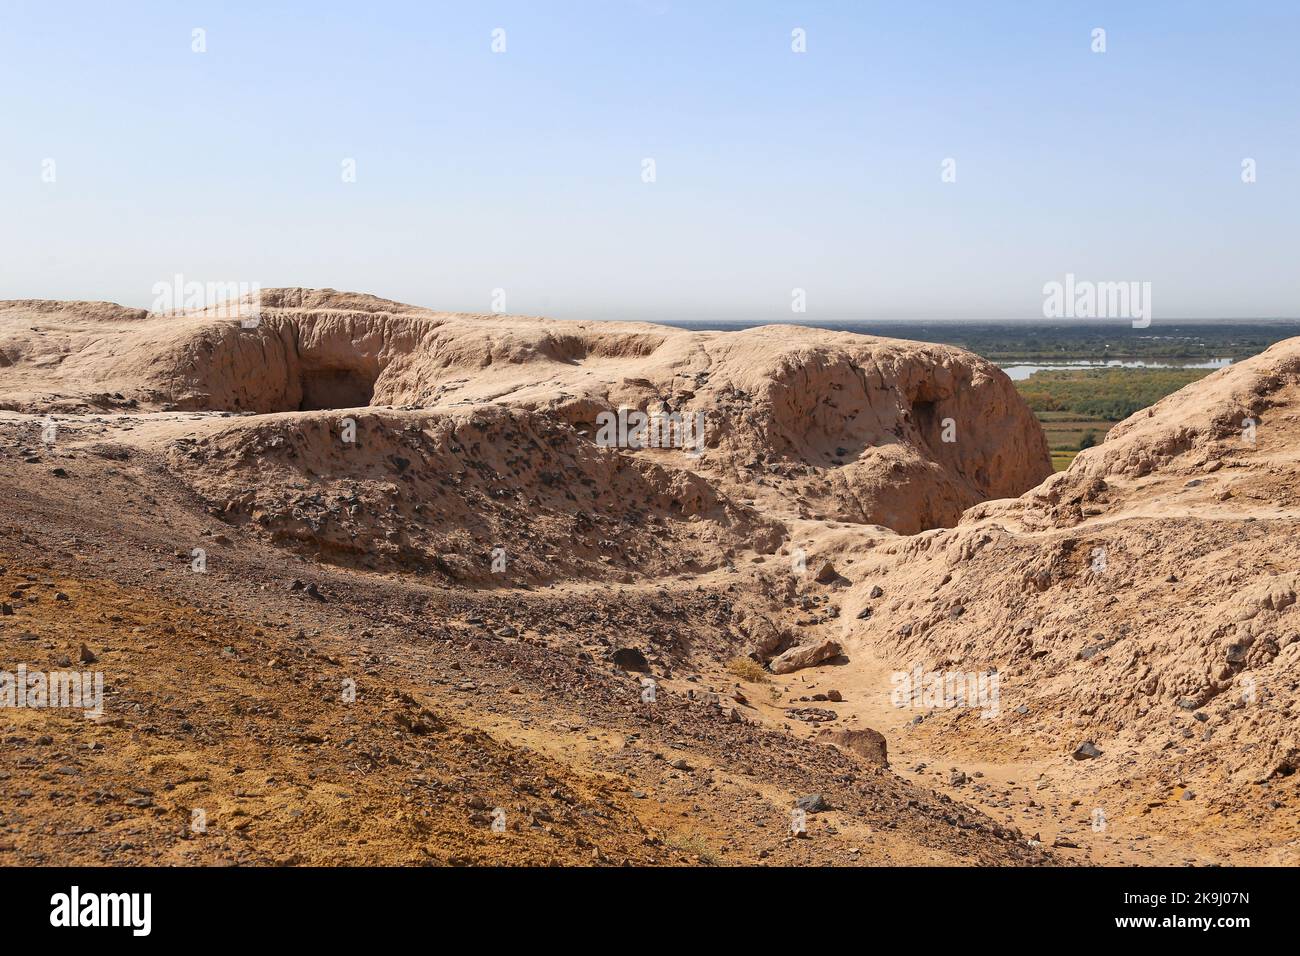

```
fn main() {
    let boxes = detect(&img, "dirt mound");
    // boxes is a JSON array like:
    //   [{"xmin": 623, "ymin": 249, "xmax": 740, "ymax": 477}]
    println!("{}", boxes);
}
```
[
  {"xmin": 1067, "ymin": 337, "xmax": 1300, "ymax": 484},
  {"xmin": 834, "ymin": 342, "xmax": 1300, "ymax": 842},
  {"xmin": 0, "ymin": 290, "xmax": 1051, "ymax": 535},
  {"xmin": 164, "ymin": 405, "xmax": 779, "ymax": 581}
]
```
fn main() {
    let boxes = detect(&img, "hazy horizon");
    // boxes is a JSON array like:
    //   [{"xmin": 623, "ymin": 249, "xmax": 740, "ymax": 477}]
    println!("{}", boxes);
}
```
[{"xmin": 652, "ymin": 316, "xmax": 1300, "ymax": 326}]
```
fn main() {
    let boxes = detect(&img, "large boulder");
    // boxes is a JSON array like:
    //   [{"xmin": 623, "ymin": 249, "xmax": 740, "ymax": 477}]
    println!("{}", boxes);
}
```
[{"xmin": 770, "ymin": 638, "xmax": 842, "ymax": 674}]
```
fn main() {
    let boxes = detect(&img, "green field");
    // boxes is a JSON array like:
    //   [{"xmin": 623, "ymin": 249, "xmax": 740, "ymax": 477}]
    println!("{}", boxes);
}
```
[
  {"xmin": 1013, "ymin": 367, "xmax": 1216, "ymax": 470},
  {"xmin": 1036, "ymin": 411, "xmax": 1109, "ymax": 470},
  {"xmin": 1015, "ymin": 367, "xmax": 1212, "ymax": 420},
  {"xmin": 1050, "ymin": 450, "xmax": 1080, "ymax": 470}
]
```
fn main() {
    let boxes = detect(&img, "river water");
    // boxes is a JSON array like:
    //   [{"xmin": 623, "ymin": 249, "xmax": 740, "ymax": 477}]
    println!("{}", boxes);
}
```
[{"xmin": 999, "ymin": 358, "xmax": 1233, "ymax": 381}]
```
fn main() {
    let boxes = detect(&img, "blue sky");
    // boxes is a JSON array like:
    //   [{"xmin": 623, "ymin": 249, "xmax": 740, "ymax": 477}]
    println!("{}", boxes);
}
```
[{"xmin": 1, "ymin": 1, "xmax": 1297, "ymax": 321}]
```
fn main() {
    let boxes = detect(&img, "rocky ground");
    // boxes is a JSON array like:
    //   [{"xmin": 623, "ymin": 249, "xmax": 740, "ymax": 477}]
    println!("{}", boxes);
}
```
[
  {"xmin": 1, "ymin": 290, "xmax": 1295, "ymax": 866},
  {"xmin": 0, "ymin": 459, "xmax": 1041, "ymax": 865}
]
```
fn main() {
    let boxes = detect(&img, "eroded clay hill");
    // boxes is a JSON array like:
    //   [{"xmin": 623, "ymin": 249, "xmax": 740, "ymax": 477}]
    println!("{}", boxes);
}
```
[
  {"xmin": 0, "ymin": 290, "xmax": 1063, "ymax": 866},
  {"xmin": 826, "ymin": 339, "xmax": 1300, "ymax": 858},
  {"xmin": 0, "ymin": 289, "xmax": 1052, "ymax": 551}
]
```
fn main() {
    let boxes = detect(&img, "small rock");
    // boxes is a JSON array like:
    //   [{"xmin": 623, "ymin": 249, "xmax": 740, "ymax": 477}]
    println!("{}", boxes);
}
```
[
  {"xmin": 796, "ymin": 793, "xmax": 830, "ymax": 814},
  {"xmin": 609, "ymin": 647, "xmax": 649, "ymax": 672},
  {"xmin": 818, "ymin": 727, "xmax": 888, "ymax": 766},
  {"xmin": 814, "ymin": 563, "xmax": 840, "ymax": 585},
  {"xmin": 1072, "ymin": 741, "xmax": 1102, "ymax": 760}
]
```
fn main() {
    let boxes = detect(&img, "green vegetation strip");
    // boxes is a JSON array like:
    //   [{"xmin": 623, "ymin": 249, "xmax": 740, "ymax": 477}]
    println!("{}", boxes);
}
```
[
  {"xmin": 1015, "ymin": 367, "xmax": 1214, "ymax": 422},
  {"xmin": 1013, "ymin": 367, "xmax": 1219, "ymax": 470}
]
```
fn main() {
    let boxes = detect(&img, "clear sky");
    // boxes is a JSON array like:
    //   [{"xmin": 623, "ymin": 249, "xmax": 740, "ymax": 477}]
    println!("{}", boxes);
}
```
[{"xmin": 1, "ymin": 1, "xmax": 1297, "ymax": 322}]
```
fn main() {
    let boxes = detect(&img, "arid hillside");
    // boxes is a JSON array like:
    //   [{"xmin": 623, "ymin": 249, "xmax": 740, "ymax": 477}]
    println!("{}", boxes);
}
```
[
  {"xmin": 0, "ymin": 289, "xmax": 1051, "ymax": 537},
  {"xmin": 1, "ymin": 290, "xmax": 1294, "ymax": 866},
  {"xmin": 824, "ymin": 339, "xmax": 1300, "ymax": 864}
]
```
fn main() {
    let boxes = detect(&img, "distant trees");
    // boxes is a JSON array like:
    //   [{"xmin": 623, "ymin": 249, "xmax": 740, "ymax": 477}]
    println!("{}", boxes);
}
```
[{"xmin": 1017, "ymin": 388, "xmax": 1062, "ymax": 412}]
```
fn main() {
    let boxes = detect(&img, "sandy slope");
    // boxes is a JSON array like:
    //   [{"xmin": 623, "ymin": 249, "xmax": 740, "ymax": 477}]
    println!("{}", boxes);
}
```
[{"xmin": 801, "ymin": 339, "xmax": 1300, "ymax": 864}]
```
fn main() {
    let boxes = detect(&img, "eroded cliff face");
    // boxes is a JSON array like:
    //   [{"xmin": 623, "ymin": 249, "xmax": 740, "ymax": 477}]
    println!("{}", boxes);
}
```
[
  {"xmin": 0, "ymin": 289, "xmax": 1051, "ymax": 540},
  {"xmin": 837, "ymin": 339, "xmax": 1300, "ymax": 809}
]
